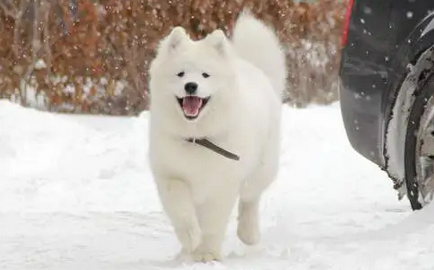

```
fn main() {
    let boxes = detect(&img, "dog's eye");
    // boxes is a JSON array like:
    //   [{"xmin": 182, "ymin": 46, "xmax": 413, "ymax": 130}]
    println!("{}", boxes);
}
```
[
  {"xmin": 202, "ymin": 72, "xmax": 210, "ymax": 78},
  {"xmin": 177, "ymin": 72, "xmax": 185, "ymax": 77}
]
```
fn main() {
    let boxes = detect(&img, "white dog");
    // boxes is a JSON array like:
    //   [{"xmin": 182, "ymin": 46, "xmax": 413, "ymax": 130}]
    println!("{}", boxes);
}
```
[{"xmin": 148, "ymin": 11, "xmax": 286, "ymax": 262}]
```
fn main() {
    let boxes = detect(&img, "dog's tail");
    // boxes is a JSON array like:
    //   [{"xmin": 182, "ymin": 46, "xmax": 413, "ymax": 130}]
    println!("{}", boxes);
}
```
[{"xmin": 231, "ymin": 11, "xmax": 287, "ymax": 100}]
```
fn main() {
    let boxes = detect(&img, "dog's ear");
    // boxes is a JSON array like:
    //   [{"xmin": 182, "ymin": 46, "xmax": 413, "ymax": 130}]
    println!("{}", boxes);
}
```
[
  {"xmin": 205, "ymin": 29, "xmax": 231, "ymax": 57},
  {"xmin": 160, "ymin": 26, "xmax": 188, "ymax": 54}
]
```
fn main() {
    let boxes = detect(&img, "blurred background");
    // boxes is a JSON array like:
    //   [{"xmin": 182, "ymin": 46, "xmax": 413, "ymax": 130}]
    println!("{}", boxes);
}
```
[{"xmin": 0, "ymin": 0, "xmax": 347, "ymax": 115}]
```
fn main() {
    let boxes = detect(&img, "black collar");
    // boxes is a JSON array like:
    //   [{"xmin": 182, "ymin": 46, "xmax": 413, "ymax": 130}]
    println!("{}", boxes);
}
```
[{"xmin": 186, "ymin": 138, "xmax": 240, "ymax": 161}]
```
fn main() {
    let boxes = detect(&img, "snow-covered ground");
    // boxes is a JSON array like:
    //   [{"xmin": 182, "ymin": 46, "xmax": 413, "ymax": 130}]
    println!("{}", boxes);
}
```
[{"xmin": 1, "ymin": 99, "xmax": 433, "ymax": 270}]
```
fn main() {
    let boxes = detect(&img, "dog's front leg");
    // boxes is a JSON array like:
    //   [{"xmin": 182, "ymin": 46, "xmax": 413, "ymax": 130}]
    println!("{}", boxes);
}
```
[
  {"xmin": 193, "ymin": 192, "xmax": 238, "ymax": 262},
  {"xmin": 156, "ymin": 178, "xmax": 201, "ymax": 254}
]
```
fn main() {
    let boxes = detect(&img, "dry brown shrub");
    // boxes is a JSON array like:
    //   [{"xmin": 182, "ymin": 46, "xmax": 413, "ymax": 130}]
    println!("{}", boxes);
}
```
[{"xmin": 0, "ymin": 0, "xmax": 347, "ymax": 115}]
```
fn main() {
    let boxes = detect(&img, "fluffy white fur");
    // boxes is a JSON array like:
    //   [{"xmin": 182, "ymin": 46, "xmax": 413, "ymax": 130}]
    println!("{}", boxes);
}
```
[{"xmin": 148, "ymin": 11, "xmax": 287, "ymax": 262}]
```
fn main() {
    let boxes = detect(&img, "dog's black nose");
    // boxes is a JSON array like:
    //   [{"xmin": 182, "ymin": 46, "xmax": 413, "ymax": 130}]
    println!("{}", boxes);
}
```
[{"xmin": 184, "ymin": 82, "xmax": 198, "ymax": 95}]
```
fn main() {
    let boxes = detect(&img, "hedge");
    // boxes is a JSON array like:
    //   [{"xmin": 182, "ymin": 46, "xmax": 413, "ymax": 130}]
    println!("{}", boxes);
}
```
[{"xmin": 0, "ymin": 0, "xmax": 347, "ymax": 115}]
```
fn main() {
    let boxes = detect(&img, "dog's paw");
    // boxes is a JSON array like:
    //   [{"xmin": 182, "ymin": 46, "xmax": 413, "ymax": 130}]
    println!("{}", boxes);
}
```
[
  {"xmin": 237, "ymin": 214, "xmax": 260, "ymax": 245},
  {"xmin": 237, "ymin": 223, "xmax": 260, "ymax": 246},
  {"xmin": 191, "ymin": 248, "xmax": 221, "ymax": 263},
  {"xmin": 175, "ymin": 247, "xmax": 221, "ymax": 263}
]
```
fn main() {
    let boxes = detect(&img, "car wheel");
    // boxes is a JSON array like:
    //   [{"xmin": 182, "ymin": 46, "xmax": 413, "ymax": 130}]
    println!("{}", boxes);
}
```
[{"xmin": 405, "ymin": 71, "xmax": 434, "ymax": 210}]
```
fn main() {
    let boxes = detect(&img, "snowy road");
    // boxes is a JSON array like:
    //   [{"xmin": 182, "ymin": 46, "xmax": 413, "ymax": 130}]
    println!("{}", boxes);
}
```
[{"xmin": 1, "ymin": 100, "xmax": 433, "ymax": 270}]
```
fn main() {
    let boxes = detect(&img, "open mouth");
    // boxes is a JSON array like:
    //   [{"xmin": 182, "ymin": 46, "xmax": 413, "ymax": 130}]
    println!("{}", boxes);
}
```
[{"xmin": 176, "ymin": 96, "xmax": 210, "ymax": 120}]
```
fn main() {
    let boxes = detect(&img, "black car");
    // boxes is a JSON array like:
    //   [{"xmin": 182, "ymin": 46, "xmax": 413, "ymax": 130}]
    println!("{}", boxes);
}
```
[{"xmin": 339, "ymin": 0, "xmax": 434, "ymax": 210}]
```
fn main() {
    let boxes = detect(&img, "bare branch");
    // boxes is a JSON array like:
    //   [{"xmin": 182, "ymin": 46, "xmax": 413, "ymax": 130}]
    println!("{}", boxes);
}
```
[
  {"xmin": 20, "ymin": 0, "xmax": 42, "ymax": 105},
  {"xmin": 0, "ymin": 0, "xmax": 18, "ymax": 19},
  {"xmin": 43, "ymin": 1, "xmax": 52, "ymax": 78},
  {"xmin": 12, "ymin": 0, "xmax": 26, "ymax": 57}
]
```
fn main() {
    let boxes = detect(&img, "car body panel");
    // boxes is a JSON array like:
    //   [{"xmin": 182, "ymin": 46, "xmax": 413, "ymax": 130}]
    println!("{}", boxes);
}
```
[
  {"xmin": 339, "ymin": 0, "xmax": 434, "ymax": 175},
  {"xmin": 339, "ymin": 0, "xmax": 394, "ymax": 166}
]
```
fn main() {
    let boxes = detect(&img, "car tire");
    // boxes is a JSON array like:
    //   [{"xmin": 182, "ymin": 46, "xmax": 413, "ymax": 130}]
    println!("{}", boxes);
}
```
[{"xmin": 404, "ymin": 70, "xmax": 434, "ymax": 210}]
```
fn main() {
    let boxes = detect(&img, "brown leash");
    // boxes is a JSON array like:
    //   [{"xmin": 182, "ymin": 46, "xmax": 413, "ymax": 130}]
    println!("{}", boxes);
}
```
[{"xmin": 186, "ymin": 138, "xmax": 240, "ymax": 161}]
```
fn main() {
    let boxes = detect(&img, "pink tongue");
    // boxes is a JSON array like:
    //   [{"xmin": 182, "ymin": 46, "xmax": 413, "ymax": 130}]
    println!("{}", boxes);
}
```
[{"xmin": 182, "ymin": 97, "xmax": 203, "ymax": 117}]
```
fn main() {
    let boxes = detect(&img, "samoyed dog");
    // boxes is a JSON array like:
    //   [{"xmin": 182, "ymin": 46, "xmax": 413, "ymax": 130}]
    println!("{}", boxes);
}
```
[{"xmin": 148, "ymin": 11, "xmax": 286, "ymax": 262}]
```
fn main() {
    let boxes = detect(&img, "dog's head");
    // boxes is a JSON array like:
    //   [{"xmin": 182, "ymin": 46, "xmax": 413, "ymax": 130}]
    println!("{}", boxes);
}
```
[{"xmin": 149, "ymin": 27, "xmax": 237, "ymax": 130}]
